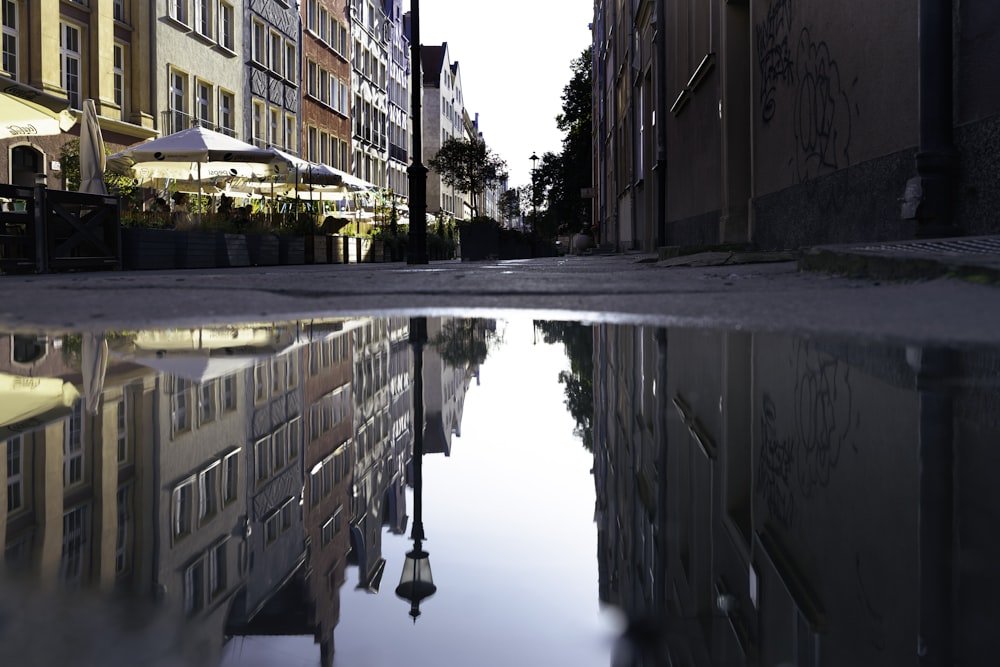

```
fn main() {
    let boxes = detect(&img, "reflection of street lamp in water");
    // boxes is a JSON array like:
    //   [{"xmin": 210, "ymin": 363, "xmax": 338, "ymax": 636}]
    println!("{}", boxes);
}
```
[
  {"xmin": 396, "ymin": 317, "xmax": 436, "ymax": 621},
  {"xmin": 529, "ymin": 152, "xmax": 539, "ymax": 228}
]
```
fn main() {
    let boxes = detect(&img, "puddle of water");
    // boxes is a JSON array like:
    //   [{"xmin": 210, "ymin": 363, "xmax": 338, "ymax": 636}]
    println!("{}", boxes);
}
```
[{"xmin": 0, "ymin": 315, "xmax": 996, "ymax": 666}]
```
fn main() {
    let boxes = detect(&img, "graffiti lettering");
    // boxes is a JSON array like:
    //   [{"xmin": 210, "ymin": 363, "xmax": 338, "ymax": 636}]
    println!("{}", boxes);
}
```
[
  {"xmin": 793, "ymin": 338, "xmax": 856, "ymax": 497},
  {"xmin": 756, "ymin": 393, "xmax": 796, "ymax": 529},
  {"xmin": 755, "ymin": 0, "xmax": 794, "ymax": 123},
  {"xmin": 793, "ymin": 28, "xmax": 854, "ymax": 183}
]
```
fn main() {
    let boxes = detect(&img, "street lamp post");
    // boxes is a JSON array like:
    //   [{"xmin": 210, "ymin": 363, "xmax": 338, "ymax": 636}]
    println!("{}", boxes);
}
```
[
  {"xmin": 407, "ymin": 0, "xmax": 428, "ymax": 264},
  {"xmin": 529, "ymin": 152, "xmax": 538, "ymax": 228},
  {"xmin": 396, "ymin": 317, "xmax": 435, "ymax": 620}
]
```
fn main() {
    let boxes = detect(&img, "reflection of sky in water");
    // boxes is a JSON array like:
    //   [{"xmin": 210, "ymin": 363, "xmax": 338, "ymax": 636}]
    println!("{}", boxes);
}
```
[{"xmin": 221, "ymin": 319, "xmax": 616, "ymax": 667}]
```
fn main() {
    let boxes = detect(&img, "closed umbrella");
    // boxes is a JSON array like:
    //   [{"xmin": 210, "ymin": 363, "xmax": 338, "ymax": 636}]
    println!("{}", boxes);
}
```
[
  {"xmin": 0, "ymin": 372, "xmax": 80, "ymax": 435},
  {"xmin": 81, "ymin": 331, "xmax": 108, "ymax": 416},
  {"xmin": 78, "ymin": 99, "xmax": 107, "ymax": 195}
]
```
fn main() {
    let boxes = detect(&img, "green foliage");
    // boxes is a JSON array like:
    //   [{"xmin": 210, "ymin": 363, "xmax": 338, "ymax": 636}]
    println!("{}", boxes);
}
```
[
  {"xmin": 430, "ymin": 318, "xmax": 501, "ymax": 369},
  {"xmin": 428, "ymin": 137, "xmax": 508, "ymax": 219},
  {"xmin": 59, "ymin": 138, "xmax": 137, "ymax": 202},
  {"xmin": 533, "ymin": 320, "xmax": 593, "ymax": 451},
  {"xmin": 498, "ymin": 188, "xmax": 522, "ymax": 222}
]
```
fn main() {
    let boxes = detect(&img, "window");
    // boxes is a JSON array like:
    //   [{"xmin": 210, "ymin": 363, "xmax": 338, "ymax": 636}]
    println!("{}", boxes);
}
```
[
  {"xmin": 198, "ymin": 378, "xmax": 216, "ymax": 423},
  {"xmin": 252, "ymin": 100, "xmax": 265, "ymax": 147},
  {"xmin": 173, "ymin": 477, "xmax": 195, "ymax": 538},
  {"xmin": 222, "ymin": 450, "xmax": 239, "ymax": 504},
  {"xmin": 64, "ymin": 401, "xmax": 83, "ymax": 486},
  {"xmin": 208, "ymin": 541, "xmax": 226, "ymax": 597},
  {"xmin": 251, "ymin": 20, "xmax": 265, "ymax": 65},
  {"xmin": 269, "ymin": 31, "xmax": 282, "ymax": 73},
  {"xmin": 269, "ymin": 108, "xmax": 280, "ymax": 148},
  {"xmin": 113, "ymin": 0, "xmax": 125, "ymax": 22},
  {"xmin": 60, "ymin": 504, "xmax": 89, "ymax": 587},
  {"xmin": 2, "ymin": 0, "xmax": 18, "ymax": 79},
  {"xmin": 184, "ymin": 559, "xmax": 204, "ymax": 615},
  {"xmin": 219, "ymin": 2, "xmax": 234, "ymax": 51},
  {"xmin": 116, "ymin": 395, "xmax": 128, "ymax": 463},
  {"xmin": 170, "ymin": 69, "xmax": 188, "ymax": 134},
  {"xmin": 307, "ymin": 60, "xmax": 316, "ymax": 97},
  {"xmin": 115, "ymin": 483, "xmax": 132, "ymax": 574},
  {"xmin": 170, "ymin": 0, "xmax": 188, "ymax": 25},
  {"xmin": 285, "ymin": 41, "xmax": 296, "ymax": 83},
  {"xmin": 219, "ymin": 90, "xmax": 234, "ymax": 136},
  {"xmin": 287, "ymin": 417, "xmax": 301, "ymax": 461},
  {"xmin": 60, "ymin": 23, "xmax": 81, "ymax": 109},
  {"xmin": 307, "ymin": 0, "xmax": 317, "ymax": 32},
  {"xmin": 172, "ymin": 376, "xmax": 191, "ymax": 433},
  {"xmin": 222, "ymin": 372, "xmax": 236, "ymax": 410},
  {"xmin": 280, "ymin": 497, "xmax": 293, "ymax": 530},
  {"xmin": 194, "ymin": 0, "xmax": 210, "ymax": 36},
  {"xmin": 264, "ymin": 511, "xmax": 279, "ymax": 545},
  {"xmin": 307, "ymin": 126, "xmax": 317, "ymax": 163},
  {"xmin": 253, "ymin": 361, "xmax": 267, "ymax": 402},
  {"xmin": 112, "ymin": 43, "xmax": 125, "ymax": 119},
  {"xmin": 6, "ymin": 435, "xmax": 23, "ymax": 513},
  {"xmin": 284, "ymin": 114, "xmax": 295, "ymax": 152},
  {"xmin": 271, "ymin": 426, "xmax": 286, "ymax": 473},
  {"xmin": 198, "ymin": 461, "xmax": 219, "ymax": 523},
  {"xmin": 254, "ymin": 437, "xmax": 269, "ymax": 482},
  {"xmin": 196, "ymin": 80, "xmax": 211, "ymax": 128}
]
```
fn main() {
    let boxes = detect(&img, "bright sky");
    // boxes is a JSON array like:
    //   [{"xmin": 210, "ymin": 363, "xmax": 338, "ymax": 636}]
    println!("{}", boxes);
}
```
[{"xmin": 405, "ymin": 0, "xmax": 594, "ymax": 188}]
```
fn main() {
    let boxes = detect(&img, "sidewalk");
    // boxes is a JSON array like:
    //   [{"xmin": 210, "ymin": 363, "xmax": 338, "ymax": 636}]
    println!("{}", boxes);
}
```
[{"xmin": 799, "ymin": 235, "xmax": 1000, "ymax": 284}]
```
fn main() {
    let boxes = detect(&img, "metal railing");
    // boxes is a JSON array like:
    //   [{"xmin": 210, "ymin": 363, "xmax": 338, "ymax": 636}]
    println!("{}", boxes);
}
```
[{"xmin": 160, "ymin": 109, "xmax": 237, "ymax": 137}]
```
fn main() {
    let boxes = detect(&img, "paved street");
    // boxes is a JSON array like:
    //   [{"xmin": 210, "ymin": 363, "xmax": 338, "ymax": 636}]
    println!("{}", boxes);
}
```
[{"xmin": 1, "ymin": 253, "xmax": 998, "ymax": 346}]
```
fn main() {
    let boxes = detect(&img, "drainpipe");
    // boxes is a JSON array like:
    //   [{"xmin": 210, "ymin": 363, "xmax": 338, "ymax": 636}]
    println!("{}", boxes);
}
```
[
  {"xmin": 901, "ymin": 0, "xmax": 959, "ymax": 238},
  {"xmin": 907, "ymin": 346, "xmax": 955, "ymax": 667},
  {"xmin": 653, "ymin": 0, "xmax": 668, "ymax": 248}
]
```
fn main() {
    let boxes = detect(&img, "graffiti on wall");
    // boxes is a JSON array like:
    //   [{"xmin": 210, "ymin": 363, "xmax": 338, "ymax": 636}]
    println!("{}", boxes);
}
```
[
  {"xmin": 755, "ymin": 0, "xmax": 859, "ymax": 188},
  {"xmin": 793, "ymin": 336, "xmax": 857, "ymax": 497},
  {"xmin": 757, "ymin": 393, "xmax": 797, "ymax": 529},
  {"xmin": 756, "ymin": 340, "xmax": 860, "ymax": 528},
  {"xmin": 756, "ymin": 0, "xmax": 795, "ymax": 123},
  {"xmin": 793, "ymin": 29, "xmax": 856, "ymax": 184}
]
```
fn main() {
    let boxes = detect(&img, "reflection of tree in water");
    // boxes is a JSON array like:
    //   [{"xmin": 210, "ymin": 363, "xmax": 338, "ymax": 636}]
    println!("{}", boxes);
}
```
[
  {"xmin": 429, "ymin": 318, "xmax": 501, "ymax": 370},
  {"xmin": 533, "ymin": 320, "xmax": 593, "ymax": 451}
]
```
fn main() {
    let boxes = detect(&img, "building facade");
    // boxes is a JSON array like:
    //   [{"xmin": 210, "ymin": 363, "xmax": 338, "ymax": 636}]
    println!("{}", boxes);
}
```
[
  {"xmin": 420, "ymin": 43, "xmax": 466, "ymax": 222},
  {"xmin": 244, "ymin": 0, "xmax": 300, "ymax": 152},
  {"xmin": 592, "ymin": 0, "xmax": 1000, "ymax": 252},
  {"xmin": 383, "ymin": 0, "xmax": 409, "ymax": 201},
  {"xmin": 302, "ymin": 0, "xmax": 352, "ymax": 172},
  {"xmin": 349, "ymin": 0, "xmax": 388, "ymax": 188}
]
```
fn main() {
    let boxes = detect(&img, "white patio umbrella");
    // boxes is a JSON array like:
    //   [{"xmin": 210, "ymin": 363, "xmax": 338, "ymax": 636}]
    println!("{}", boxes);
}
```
[
  {"xmin": 78, "ymin": 99, "xmax": 107, "ymax": 195},
  {"xmin": 107, "ymin": 126, "xmax": 285, "ymax": 219},
  {"xmin": 0, "ymin": 74, "xmax": 76, "ymax": 139}
]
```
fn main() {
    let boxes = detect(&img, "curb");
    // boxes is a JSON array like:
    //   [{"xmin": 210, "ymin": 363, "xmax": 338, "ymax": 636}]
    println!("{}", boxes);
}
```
[{"xmin": 799, "ymin": 247, "xmax": 1000, "ymax": 286}]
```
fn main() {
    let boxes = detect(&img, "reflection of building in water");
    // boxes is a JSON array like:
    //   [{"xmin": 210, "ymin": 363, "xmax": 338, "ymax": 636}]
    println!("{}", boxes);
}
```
[
  {"xmin": 422, "ymin": 318, "xmax": 482, "ymax": 456},
  {"xmin": 227, "ymin": 325, "xmax": 307, "ymax": 628},
  {"xmin": 301, "ymin": 320, "xmax": 356, "ymax": 666},
  {"xmin": 594, "ymin": 325, "xmax": 1000, "ymax": 665},
  {"xmin": 349, "ymin": 318, "xmax": 410, "ymax": 591}
]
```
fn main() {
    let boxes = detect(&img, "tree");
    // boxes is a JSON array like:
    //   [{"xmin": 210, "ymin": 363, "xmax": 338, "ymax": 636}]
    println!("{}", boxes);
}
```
[
  {"xmin": 428, "ymin": 137, "xmax": 508, "ymax": 219},
  {"xmin": 543, "ymin": 47, "xmax": 593, "ymax": 236},
  {"xmin": 533, "ymin": 320, "xmax": 593, "ymax": 451},
  {"xmin": 59, "ymin": 138, "xmax": 136, "ymax": 200},
  {"xmin": 498, "ymin": 187, "xmax": 522, "ymax": 225},
  {"xmin": 430, "ymin": 318, "xmax": 501, "ymax": 369}
]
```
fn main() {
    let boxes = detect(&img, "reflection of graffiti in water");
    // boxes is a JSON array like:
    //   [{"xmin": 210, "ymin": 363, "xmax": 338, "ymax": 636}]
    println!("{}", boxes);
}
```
[
  {"xmin": 793, "ymin": 339, "xmax": 856, "ymax": 497},
  {"xmin": 855, "ymin": 553, "xmax": 887, "ymax": 651},
  {"xmin": 793, "ymin": 28, "xmax": 854, "ymax": 183},
  {"xmin": 756, "ymin": 393, "xmax": 796, "ymax": 529},
  {"xmin": 755, "ymin": 0, "xmax": 794, "ymax": 122}
]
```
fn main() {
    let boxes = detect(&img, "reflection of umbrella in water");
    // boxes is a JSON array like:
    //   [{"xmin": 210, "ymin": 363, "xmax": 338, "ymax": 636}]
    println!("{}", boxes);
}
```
[
  {"xmin": 0, "ymin": 372, "xmax": 80, "ymax": 435},
  {"xmin": 82, "ymin": 332, "xmax": 108, "ymax": 416},
  {"xmin": 0, "ymin": 73, "xmax": 77, "ymax": 139},
  {"xmin": 78, "ymin": 99, "xmax": 107, "ymax": 195},
  {"xmin": 113, "ymin": 350, "xmax": 273, "ymax": 384}
]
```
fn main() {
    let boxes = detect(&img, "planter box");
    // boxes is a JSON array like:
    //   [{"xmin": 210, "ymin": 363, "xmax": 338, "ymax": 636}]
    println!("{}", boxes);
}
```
[
  {"xmin": 458, "ymin": 222, "xmax": 499, "ymax": 261},
  {"xmin": 216, "ymin": 233, "xmax": 250, "ymax": 267},
  {"xmin": 279, "ymin": 236, "xmax": 305, "ymax": 265},
  {"xmin": 328, "ymin": 235, "xmax": 348, "ymax": 264},
  {"xmin": 246, "ymin": 233, "xmax": 279, "ymax": 266},
  {"xmin": 122, "ymin": 228, "xmax": 179, "ymax": 270},
  {"xmin": 305, "ymin": 234, "xmax": 328, "ymax": 264}
]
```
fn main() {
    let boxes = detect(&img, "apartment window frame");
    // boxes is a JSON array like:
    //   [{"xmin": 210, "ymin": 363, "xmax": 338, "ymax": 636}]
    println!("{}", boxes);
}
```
[
  {"xmin": 222, "ymin": 449, "xmax": 239, "ymax": 504},
  {"xmin": 195, "ymin": 79, "xmax": 212, "ymax": 129},
  {"xmin": 64, "ymin": 400, "xmax": 84, "ymax": 487},
  {"xmin": 251, "ymin": 19, "xmax": 266, "ymax": 65},
  {"xmin": 194, "ymin": 0, "xmax": 211, "ymax": 38},
  {"xmin": 170, "ymin": 0, "xmax": 188, "ymax": 26},
  {"xmin": 285, "ymin": 40, "xmax": 296, "ymax": 84},
  {"xmin": 169, "ymin": 68, "xmax": 189, "ymax": 134},
  {"xmin": 112, "ymin": 42, "xmax": 125, "ymax": 119},
  {"xmin": 6, "ymin": 435, "xmax": 23, "ymax": 513},
  {"xmin": 60, "ymin": 503, "xmax": 89, "ymax": 587},
  {"xmin": 116, "ymin": 394, "xmax": 129, "ymax": 463},
  {"xmin": 252, "ymin": 99, "xmax": 265, "ymax": 147},
  {"xmin": 198, "ymin": 460, "xmax": 220, "ymax": 524},
  {"xmin": 219, "ymin": 2, "xmax": 235, "ymax": 51},
  {"xmin": 198, "ymin": 377, "xmax": 216, "ymax": 424},
  {"xmin": 269, "ymin": 30, "xmax": 282, "ymax": 74},
  {"xmin": 208, "ymin": 539, "xmax": 227, "ymax": 598},
  {"xmin": 254, "ymin": 437, "xmax": 269, "ymax": 483},
  {"xmin": 2, "ymin": 0, "xmax": 18, "ymax": 80},
  {"xmin": 60, "ymin": 21, "xmax": 82, "ymax": 109},
  {"xmin": 219, "ymin": 89, "xmax": 234, "ymax": 136},
  {"xmin": 172, "ymin": 476, "xmax": 195, "ymax": 539},
  {"xmin": 171, "ymin": 375, "xmax": 192, "ymax": 435},
  {"xmin": 184, "ymin": 558, "xmax": 205, "ymax": 615},
  {"xmin": 113, "ymin": 0, "xmax": 125, "ymax": 23}
]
